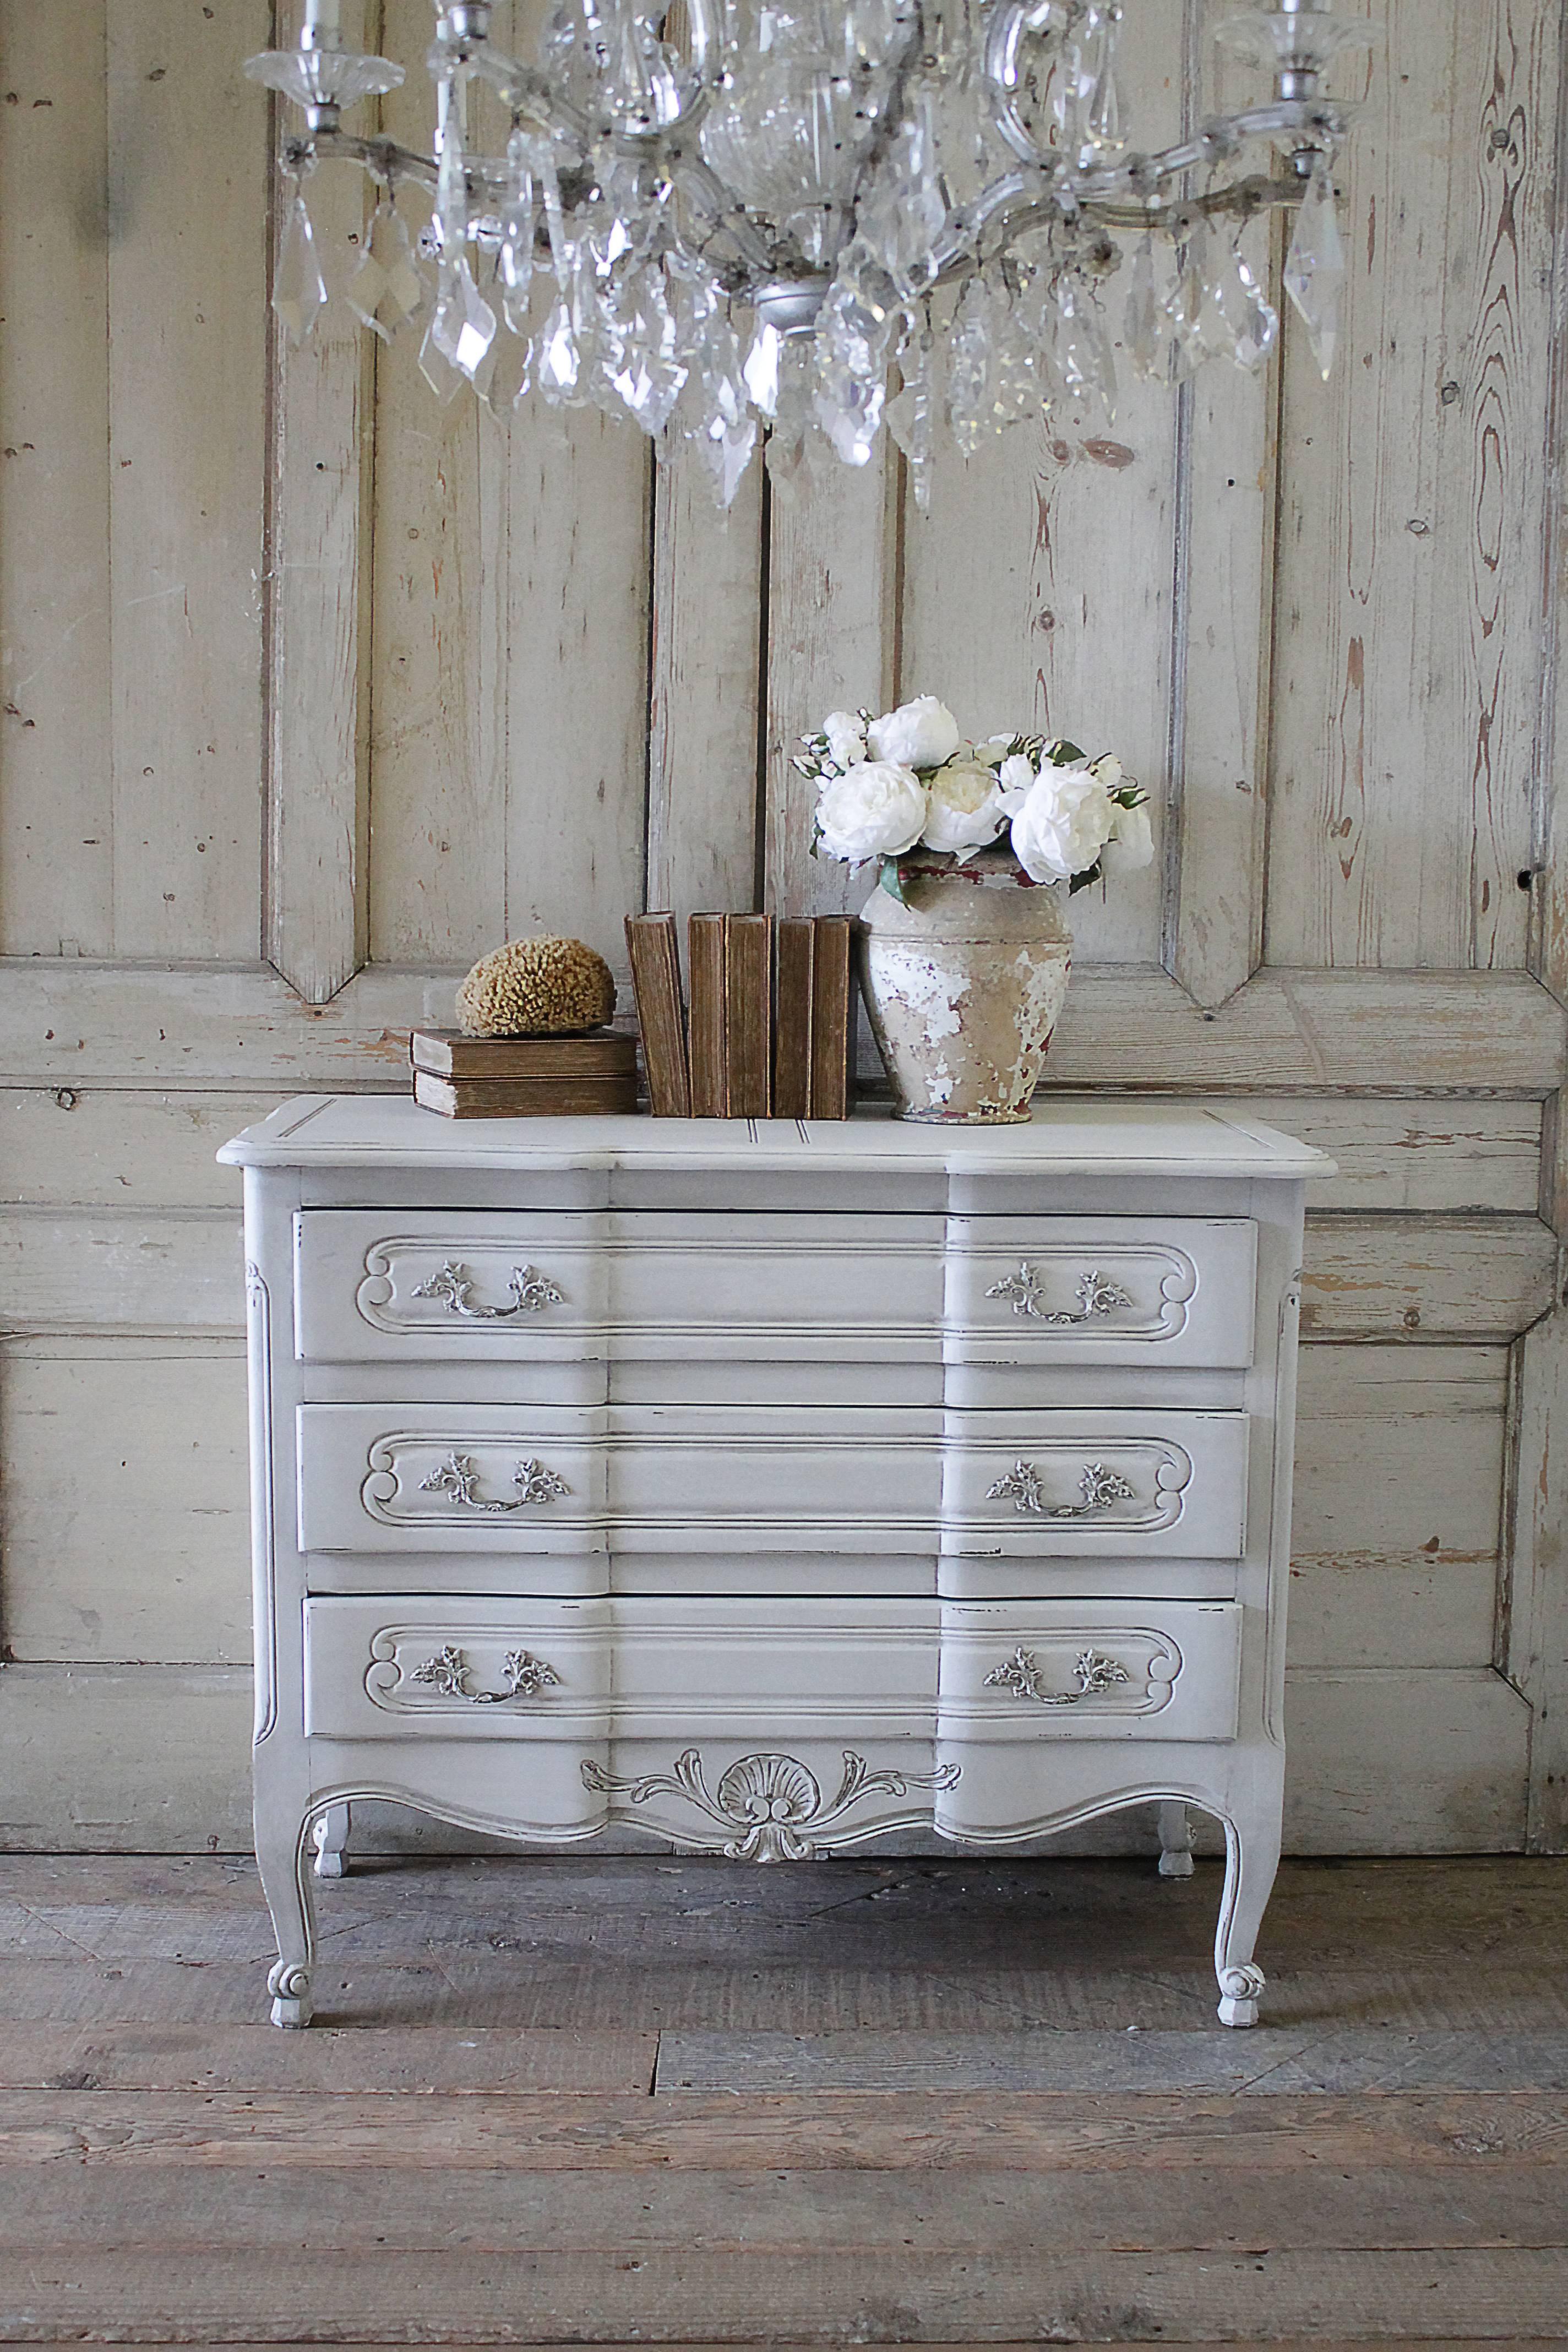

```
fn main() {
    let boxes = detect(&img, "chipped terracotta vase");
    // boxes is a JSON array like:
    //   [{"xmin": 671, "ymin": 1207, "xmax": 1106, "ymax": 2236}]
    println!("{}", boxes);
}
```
[{"xmin": 857, "ymin": 854, "xmax": 1071, "ymax": 1123}]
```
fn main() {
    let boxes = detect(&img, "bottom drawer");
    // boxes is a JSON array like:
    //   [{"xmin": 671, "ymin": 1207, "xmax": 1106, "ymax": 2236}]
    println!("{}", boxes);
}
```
[{"xmin": 303, "ymin": 1594, "xmax": 1240, "ymax": 1747}]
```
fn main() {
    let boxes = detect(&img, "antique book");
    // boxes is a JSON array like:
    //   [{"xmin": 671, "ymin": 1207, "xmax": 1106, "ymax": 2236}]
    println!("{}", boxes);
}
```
[
  {"xmin": 412, "ymin": 1069, "xmax": 640, "ymax": 1119},
  {"xmin": 725, "ymin": 912, "xmax": 773, "ymax": 1119},
  {"xmin": 623, "ymin": 913, "xmax": 691, "ymax": 1117},
  {"xmin": 809, "ymin": 914, "xmax": 855, "ymax": 1120},
  {"xmin": 410, "ymin": 1028, "xmax": 636, "ymax": 1080},
  {"xmin": 773, "ymin": 917, "xmax": 815, "ymax": 1120},
  {"xmin": 687, "ymin": 912, "xmax": 729, "ymax": 1118}
]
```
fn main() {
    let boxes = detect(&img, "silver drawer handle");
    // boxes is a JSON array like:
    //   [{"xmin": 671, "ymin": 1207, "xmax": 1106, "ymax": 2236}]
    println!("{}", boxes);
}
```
[
  {"xmin": 987, "ymin": 1459, "xmax": 1136, "ymax": 1517},
  {"xmin": 984, "ymin": 1646, "xmax": 1133, "ymax": 1705},
  {"xmin": 418, "ymin": 1452, "xmax": 571, "ymax": 1511},
  {"xmin": 986, "ymin": 1262, "xmax": 1131, "ymax": 1322},
  {"xmin": 412, "ymin": 1260, "xmax": 565, "ymax": 1318},
  {"xmin": 412, "ymin": 1643, "xmax": 562, "ymax": 1703}
]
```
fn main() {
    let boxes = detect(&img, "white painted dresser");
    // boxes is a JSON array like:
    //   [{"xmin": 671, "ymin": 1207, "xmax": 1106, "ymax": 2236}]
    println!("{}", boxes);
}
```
[{"xmin": 220, "ymin": 1096, "xmax": 1331, "ymax": 2030}]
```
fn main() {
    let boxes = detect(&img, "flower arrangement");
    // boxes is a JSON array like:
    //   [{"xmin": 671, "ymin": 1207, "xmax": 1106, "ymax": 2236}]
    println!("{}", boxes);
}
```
[{"xmin": 794, "ymin": 694, "xmax": 1154, "ymax": 903}]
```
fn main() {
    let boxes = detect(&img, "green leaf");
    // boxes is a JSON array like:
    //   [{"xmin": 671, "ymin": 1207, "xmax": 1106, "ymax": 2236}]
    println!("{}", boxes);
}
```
[
  {"xmin": 1068, "ymin": 861, "xmax": 1102, "ymax": 895},
  {"xmin": 879, "ymin": 854, "xmax": 907, "ymax": 905},
  {"xmin": 1048, "ymin": 738, "xmax": 1087, "ymax": 766}
]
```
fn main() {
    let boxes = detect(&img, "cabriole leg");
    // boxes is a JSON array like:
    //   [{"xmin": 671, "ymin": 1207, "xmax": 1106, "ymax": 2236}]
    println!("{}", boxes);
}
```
[
  {"xmin": 256, "ymin": 1796, "xmax": 316, "ymax": 2029},
  {"xmin": 1157, "ymin": 1799, "xmax": 1194, "ymax": 1878},
  {"xmin": 312, "ymin": 1802, "xmax": 351, "ymax": 1879},
  {"xmin": 1213, "ymin": 1802, "xmax": 1282, "ymax": 2028}
]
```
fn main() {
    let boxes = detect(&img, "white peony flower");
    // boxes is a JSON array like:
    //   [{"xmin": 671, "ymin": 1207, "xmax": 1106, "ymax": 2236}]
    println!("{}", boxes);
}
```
[
  {"xmin": 1100, "ymin": 797, "xmax": 1155, "ymax": 875},
  {"xmin": 816, "ymin": 760, "xmax": 929, "ymax": 864},
  {"xmin": 976, "ymin": 734, "xmax": 1015, "ymax": 767},
  {"xmin": 823, "ymin": 710, "xmax": 868, "ymax": 770},
  {"xmin": 995, "ymin": 752, "xmax": 1037, "ymax": 803},
  {"xmin": 920, "ymin": 763, "xmax": 1008, "ymax": 859},
  {"xmin": 867, "ymin": 694, "xmax": 962, "ymax": 772},
  {"xmin": 1008, "ymin": 762, "xmax": 1118, "ymax": 883},
  {"xmin": 1090, "ymin": 753, "xmax": 1124, "ymax": 796}
]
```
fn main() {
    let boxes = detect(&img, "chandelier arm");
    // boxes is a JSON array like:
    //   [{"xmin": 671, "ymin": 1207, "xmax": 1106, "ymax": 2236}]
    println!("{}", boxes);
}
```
[
  {"xmin": 935, "ymin": 94, "xmax": 1344, "ymax": 276},
  {"xmin": 982, "ymin": 0, "xmax": 1085, "ymax": 170},
  {"xmin": 291, "ymin": 129, "xmax": 440, "ymax": 191},
  {"xmin": 442, "ymin": 39, "xmax": 595, "ymax": 149},
  {"xmin": 602, "ymin": 0, "xmax": 724, "ymax": 147}
]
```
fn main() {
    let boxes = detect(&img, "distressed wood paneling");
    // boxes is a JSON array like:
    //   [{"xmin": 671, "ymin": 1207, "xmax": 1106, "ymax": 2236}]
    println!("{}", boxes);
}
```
[
  {"xmin": 0, "ymin": 1344, "xmax": 249, "ymax": 1664},
  {"xmin": 646, "ymin": 455, "xmax": 764, "ymax": 933},
  {"xmin": 764, "ymin": 453, "xmax": 899, "ymax": 919},
  {"xmin": 0, "ymin": 0, "xmax": 112, "ymax": 958},
  {"xmin": 1170, "ymin": 222, "xmax": 1278, "ymax": 1007},
  {"xmin": 0, "ymin": 1667, "xmax": 253, "ymax": 1851},
  {"xmin": 896, "ymin": 0, "xmax": 1184, "ymax": 967},
  {"xmin": 4, "ymin": 962, "xmax": 1562, "ymax": 1092},
  {"xmin": 1502, "ymin": 1308, "xmax": 1568, "ymax": 1852},
  {"xmin": 0, "ymin": 1091, "xmax": 281, "ymax": 1210},
  {"xmin": 367, "ymin": 0, "xmax": 648, "ymax": 983},
  {"xmin": 0, "ymin": 1210, "xmax": 242, "ymax": 1333},
  {"xmin": 1284, "ymin": 1668, "xmax": 1531, "ymax": 1853},
  {"xmin": 1291, "ymin": 1347, "xmax": 1507, "ymax": 1669},
  {"xmin": 105, "ymin": 0, "xmax": 269, "ymax": 960},
  {"xmin": 1253, "ymin": 1099, "xmax": 1543, "ymax": 1213},
  {"xmin": 1266, "ymin": 0, "xmax": 1560, "ymax": 971},
  {"xmin": 263, "ymin": 0, "xmax": 375, "ymax": 1006},
  {"xmin": 1300, "ymin": 1215, "xmax": 1558, "ymax": 1343}
]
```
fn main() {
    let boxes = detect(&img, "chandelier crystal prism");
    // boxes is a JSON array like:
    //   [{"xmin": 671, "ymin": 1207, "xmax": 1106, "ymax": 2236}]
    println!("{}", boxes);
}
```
[{"xmin": 247, "ymin": 0, "xmax": 1375, "ymax": 507}]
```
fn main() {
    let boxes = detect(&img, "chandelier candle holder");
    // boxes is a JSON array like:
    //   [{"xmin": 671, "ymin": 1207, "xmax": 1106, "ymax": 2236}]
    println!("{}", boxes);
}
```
[{"xmin": 247, "ymin": 0, "xmax": 1374, "ymax": 507}]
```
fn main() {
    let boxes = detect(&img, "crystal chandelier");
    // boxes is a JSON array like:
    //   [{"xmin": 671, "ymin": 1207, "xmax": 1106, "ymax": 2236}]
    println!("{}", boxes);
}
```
[{"xmin": 247, "ymin": 1, "xmax": 1373, "ymax": 508}]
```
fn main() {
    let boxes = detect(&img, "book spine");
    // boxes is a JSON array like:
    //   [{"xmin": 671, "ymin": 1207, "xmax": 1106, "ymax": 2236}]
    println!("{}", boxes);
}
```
[
  {"xmin": 725, "ymin": 913, "xmax": 772, "ymax": 1119},
  {"xmin": 687, "ymin": 913, "xmax": 729, "ymax": 1118},
  {"xmin": 624, "ymin": 913, "xmax": 691, "ymax": 1117},
  {"xmin": 810, "ymin": 915, "xmax": 855, "ymax": 1120},
  {"xmin": 774, "ymin": 918, "xmax": 815, "ymax": 1120}
]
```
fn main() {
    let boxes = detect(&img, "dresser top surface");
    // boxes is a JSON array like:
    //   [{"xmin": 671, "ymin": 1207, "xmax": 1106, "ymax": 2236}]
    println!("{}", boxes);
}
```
[{"xmin": 218, "ymin": 1095, "xmax": 1332, "ymax": 1181}]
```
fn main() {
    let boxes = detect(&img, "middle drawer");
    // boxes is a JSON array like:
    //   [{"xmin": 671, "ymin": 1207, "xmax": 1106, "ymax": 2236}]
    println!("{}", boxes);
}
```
[{"xmin": 296, "ymin": 1404, "xmax": 1248, "ymax": 1558}]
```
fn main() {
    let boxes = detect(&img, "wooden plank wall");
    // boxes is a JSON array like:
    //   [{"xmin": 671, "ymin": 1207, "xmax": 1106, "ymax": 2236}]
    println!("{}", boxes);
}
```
[{"xmin": 1, "ymin": 0, "xmax": 1566, "ymax": 1854}]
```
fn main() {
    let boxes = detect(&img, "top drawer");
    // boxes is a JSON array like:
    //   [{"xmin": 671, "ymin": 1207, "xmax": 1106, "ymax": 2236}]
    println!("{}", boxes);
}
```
[
  {"xmin": 293, "ymin": 1210, "xmax": 1258, "ymax": 1369},
  {"xmin": 295, "ymin": 1211, "xmax": 946, "ymax": 1363},
  {"xmin": 944, "ymin": 1216, "xmax": 1257, "ymax": 1369}
]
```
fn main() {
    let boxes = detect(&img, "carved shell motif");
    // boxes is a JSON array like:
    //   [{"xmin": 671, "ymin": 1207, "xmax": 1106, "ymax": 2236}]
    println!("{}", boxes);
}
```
[{"xmin": 715, "ymin": 1752, "xmax": 821, "ymax": 1840}]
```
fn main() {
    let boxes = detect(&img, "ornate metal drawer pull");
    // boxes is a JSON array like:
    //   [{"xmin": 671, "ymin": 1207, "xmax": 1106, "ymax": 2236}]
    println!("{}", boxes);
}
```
[
  {"xmin": 419, "ymin": 1451, "xmax": 571, "ymax": 1511},
  {"xmin": 412, "ymin": 1643, "xmax": 562, "ymax": 1703},
  {"xmin": 987, "ymin": 1459, "xmax": 1136, "ymax": 1517},
  {"xmin": 412, "ymin": 1260, "xmax": 564, "ymax": 1318},
  {"xmin": 986, "ymin": 1262, "xmax": 1132, "ymax": 1323},
  {"xmin": 984, "ymin": 1646, "xmax": 1133, "ymax": 1706}
]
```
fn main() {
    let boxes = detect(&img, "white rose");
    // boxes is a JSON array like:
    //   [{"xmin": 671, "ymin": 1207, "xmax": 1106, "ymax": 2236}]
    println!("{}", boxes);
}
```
[
  {"xmin": 1100, "ymin": 797, "xmax": 1155, "ymax": 875},
  {"xmin": 867, "ymin": 694, "xmax": 962, "ymax": 771},
  {"xmin": 823, "ymin": 710, "xmax": 868, "ymax": 769},
  {"xmin": 815, "ymin": 760, "xmax": 929, "ymax": 864},
  {"xmin": 1008, "ymin": 763, "xmax": 1117, "ymax": 883},
  {"xmin": 1090, "ymin": 753, "xmax": 1124, "ymax": 796},
  {"xmin": 976, "ymin": 734, "xmax": 1015, "ymax": 767},
  {"xmin": 995, "ymin": 752, "xmax": 1037, "ymax": 804},
  {"xmin": 920, "ymin": 763, "xmax": 1008, "ymax": 859}
]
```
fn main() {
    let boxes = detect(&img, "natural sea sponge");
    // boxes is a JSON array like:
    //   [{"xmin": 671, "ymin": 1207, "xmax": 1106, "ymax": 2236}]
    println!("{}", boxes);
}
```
[{"xmin": 456, "ymin": 937, "xmax": 617, "ymax": 1036}]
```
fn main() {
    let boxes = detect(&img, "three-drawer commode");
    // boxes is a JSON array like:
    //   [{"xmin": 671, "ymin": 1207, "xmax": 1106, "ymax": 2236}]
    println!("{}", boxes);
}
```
[{"xmin": 221, "ymin": 1095, "xmax": 1331, "ymax": 2028}]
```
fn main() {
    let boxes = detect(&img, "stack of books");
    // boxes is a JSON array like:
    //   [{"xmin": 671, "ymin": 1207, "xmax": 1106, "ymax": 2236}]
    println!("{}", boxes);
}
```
[
  {"xmin": 625, "ymin": 912, "xmax": 856, "ymax": 1119},
  {"xmin": 409, "ymin": 1028, "xmax": 639, "ymax": 1119}
]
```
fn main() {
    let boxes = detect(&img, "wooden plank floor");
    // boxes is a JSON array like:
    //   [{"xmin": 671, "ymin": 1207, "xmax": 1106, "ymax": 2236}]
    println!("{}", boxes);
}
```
[{"xmin": 0, "ymin": 1851, "xmax": 1564, "ymax": 2344}]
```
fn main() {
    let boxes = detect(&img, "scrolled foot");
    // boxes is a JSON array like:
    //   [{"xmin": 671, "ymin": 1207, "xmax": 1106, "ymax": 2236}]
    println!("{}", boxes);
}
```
[
  {"xmin": 1216, "ymin": 1962, "xmax": 1265, "ymax": 2028},
  {"xmin": 268, "ymin": 1958, "xmax": 313, "ymax": 2030}
]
